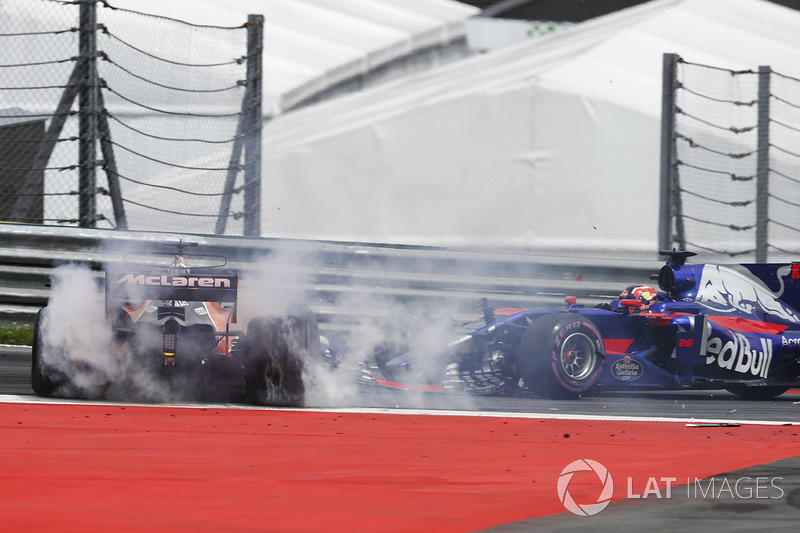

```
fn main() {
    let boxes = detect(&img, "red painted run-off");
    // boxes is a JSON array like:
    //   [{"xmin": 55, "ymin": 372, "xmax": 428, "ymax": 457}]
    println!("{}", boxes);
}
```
[{"xmin": 0, "ymin": 403, "xmax": 798, "ymax": 532}]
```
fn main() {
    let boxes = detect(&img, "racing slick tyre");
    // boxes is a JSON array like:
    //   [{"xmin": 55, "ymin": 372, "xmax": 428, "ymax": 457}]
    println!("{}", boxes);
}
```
[
  {"xmin": 516, "ymin": 314, "xmax": 605, "ymax": 399},
  {"xmin": 31, "ymin": 307, "xmax": 112, "ymax": 399},
  {"xmin": 31, "ymin": 308, "xmax": 67, "ymax": 397},
  {"xmin": 724, "ymin": 384, "xmax": 789, "ymax": 400},
  {"xmin": 245, "ymin": 306, "xmax": 319, "ymax": 407}
]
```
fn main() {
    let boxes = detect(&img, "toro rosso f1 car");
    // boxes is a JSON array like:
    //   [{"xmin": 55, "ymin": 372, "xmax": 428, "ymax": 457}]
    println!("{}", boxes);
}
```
[
  {"xmin": 32, "ymin": 242, "xmax": 319, "ymax": 406},
  {"xmin": 373, "ymin": 251, "xmax": 800, "ymax": 400}
]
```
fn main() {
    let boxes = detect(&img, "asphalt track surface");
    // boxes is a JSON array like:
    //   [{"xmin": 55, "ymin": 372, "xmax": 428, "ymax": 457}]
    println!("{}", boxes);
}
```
[
  {"xmin": 2, "ymin": 345, "xmax": 800, "ymax": 531},
  {"xmin": 2, "ymin": 345, "xmax": 798, "ymax": 423}
]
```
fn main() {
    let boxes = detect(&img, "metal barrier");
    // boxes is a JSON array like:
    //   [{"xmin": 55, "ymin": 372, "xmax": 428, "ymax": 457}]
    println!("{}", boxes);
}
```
[{"xmin": 0, "ymin": 223, "xmax": 663, "ymax": 335}]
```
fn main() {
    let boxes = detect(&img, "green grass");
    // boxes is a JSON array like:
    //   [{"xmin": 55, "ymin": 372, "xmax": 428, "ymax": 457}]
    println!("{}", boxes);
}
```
[{"xmin": 0, "ymin": 325, "xmax": 34, "ymax": 346}]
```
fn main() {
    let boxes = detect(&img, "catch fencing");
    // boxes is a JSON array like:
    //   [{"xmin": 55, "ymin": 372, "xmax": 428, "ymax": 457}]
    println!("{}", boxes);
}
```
[
  {"xmin": 0, "ymin": 0, "xmax": 261, "ymax": 236},
  {"xmin": 659, "ymin": 53, "xmax": 800, "ymax": 262}
]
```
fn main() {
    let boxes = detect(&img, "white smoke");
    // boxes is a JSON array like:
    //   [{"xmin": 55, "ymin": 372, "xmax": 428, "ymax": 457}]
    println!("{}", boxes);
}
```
[
  {"xmin": 236, "ymin": 247, "xmax": 482, "ymax": 409},
  {"xmin": 40, "ymin": 264, "xmax": 114, "ymax": 398},
  {"xmin": 38, "ymin": 241, "xmax": 486, "ymax": 409},
  {"xmin": 40, "ymin": 263, "xmax": 189, "ymax": 402},
  {"xmin": 325, "ymin": 290, "xmax": 481, "ymax": 410},
  {"xmin": 236, "ymin": 249, "xmax": 363, "ymax": 407}
]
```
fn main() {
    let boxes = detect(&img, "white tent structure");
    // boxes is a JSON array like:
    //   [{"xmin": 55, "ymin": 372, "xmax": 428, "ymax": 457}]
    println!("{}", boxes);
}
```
[
  {"xmin": 108, "ymin": 0, "xmax": 480, "ymax": 117},
  {"xmin": 256, "ymin": 0, "xmax": 800, "ymax": 252},
  {"xmin": 102, "ymin": 0, "xmax": 482, "ymax": 234}
]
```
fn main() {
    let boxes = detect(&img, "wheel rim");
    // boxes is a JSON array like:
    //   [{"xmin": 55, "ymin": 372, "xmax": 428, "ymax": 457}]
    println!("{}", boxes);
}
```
[{"xmin": 559, "ymin": 332, "xmax": 597, "ymax": 380}]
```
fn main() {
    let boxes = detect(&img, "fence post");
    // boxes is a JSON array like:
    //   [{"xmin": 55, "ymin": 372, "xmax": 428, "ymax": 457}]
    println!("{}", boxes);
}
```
[
  {"xmin": 243, "ymin": 14, "xmax": 263, "ymax": 237},
  {"xmin": 658, "ymin": 53, "xmax": 680, "ymax": 253},
  {"xmin": 215, "ymin": 90, "xmax": 248, "ymax": 235},
  {"xmin": 755, "ymin": 66, "xmax": 771, "ymax": 263},
  {"xmin": 78, "ymin": 0, "xmax": 99, "ymax": 227},
  {"xmin": 96, "ymin": 89, "xmax": 127, "ymax": 229}
]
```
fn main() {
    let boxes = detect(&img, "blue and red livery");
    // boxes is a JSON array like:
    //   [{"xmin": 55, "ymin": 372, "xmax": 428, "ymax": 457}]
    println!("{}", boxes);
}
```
[{"xmin": 373, "ymin": 251, "xmax": 800, "ymax": 399}]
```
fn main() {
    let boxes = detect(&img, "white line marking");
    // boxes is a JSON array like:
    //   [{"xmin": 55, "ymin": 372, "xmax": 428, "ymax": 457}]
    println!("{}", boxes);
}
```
[{"xmin": 1, "ymin": 394, "xmax": 797, "ymax": 426}]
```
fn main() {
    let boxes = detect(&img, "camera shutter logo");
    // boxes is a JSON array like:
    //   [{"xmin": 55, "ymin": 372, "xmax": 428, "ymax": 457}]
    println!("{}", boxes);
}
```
[{"xmin": 557, "ymin": 459, "xmax": 614, "ymax": 516}]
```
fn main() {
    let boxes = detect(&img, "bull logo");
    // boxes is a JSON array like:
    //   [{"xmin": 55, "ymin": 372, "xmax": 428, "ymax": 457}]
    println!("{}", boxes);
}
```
[{"xmin": 696, "ymin": 265, "xmax": 800, "ymax": 323}]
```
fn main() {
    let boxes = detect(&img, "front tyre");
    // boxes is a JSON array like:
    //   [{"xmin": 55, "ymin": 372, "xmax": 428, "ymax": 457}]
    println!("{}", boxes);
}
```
[{"xmin": 517, "ymin": 314, "xmax": 605, "ymax": 399}]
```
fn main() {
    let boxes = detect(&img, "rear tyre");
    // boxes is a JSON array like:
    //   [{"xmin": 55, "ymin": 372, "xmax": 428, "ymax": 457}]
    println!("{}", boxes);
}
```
[
  {"xmin": 517, "ymin": 314, "xmax": 605, "ymax": 399},
  {"xmin": 31, "ymin": 308, "xmax": 67, "ymax": 397},
  {"xmin": 246, "ymin": 306, "xmax": 318, "ymax": 407},
  {"xmin": 724, "ymin": 384, "xmax": 789, "ymax": 400}
]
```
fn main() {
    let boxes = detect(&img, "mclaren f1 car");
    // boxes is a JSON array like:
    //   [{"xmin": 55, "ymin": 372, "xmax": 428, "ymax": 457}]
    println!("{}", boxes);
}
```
[{"xmin": 31, "ymin": 241, "xmax": 319, "ymax": 406}]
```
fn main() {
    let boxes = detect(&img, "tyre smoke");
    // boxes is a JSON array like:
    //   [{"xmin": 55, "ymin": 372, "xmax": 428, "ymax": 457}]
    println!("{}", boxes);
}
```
[
  {"xmin": 39, "ymin": 263, "xmax": 200, "ymax": 402},
  {"xmin": 38, "ymin": 264, "xmax": 113, "ymax": 398},
  {"xmin": 237, "ymin": 248, "xmax": 481, "ymax": 410},
  {"xmin": 37, "ymin": 243, "xmax": 483, "ymax": 410}
]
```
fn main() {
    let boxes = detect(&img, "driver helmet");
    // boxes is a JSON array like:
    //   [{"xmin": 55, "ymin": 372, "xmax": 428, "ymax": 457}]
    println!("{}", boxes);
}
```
[{"xmin": 619, "ymin": 285, "xmax": 659, "ymax": 308}]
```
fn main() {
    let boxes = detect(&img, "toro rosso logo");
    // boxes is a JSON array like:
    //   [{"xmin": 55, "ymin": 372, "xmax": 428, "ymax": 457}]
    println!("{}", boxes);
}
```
[
  {"xmin": 696, "ymin": 265, "xmax": 800, "ymax": 323},
  {"xmin": 115, "ymin": 273, "xmax": 232, "ymax": 288}
]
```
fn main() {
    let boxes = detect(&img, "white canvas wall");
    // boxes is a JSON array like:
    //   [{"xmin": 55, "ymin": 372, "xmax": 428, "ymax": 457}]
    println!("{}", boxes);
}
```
[
  {"xmin": 257, "ymin": 0, "xmax": 800, "ymax": 252},
  {"xmin": 261, "ymin": 85, "xmax": 661, "ymax": 249}
]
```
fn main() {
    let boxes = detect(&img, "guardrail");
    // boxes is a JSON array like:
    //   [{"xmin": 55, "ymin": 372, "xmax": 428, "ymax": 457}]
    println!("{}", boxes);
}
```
[{"xmin": 0, "ymin": 224, "xmax": 664, "ymax": 336}]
